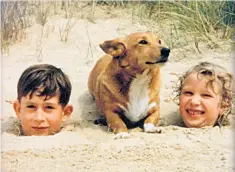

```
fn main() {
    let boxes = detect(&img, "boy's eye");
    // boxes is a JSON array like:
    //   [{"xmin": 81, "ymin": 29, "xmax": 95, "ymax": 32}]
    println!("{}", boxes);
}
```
[
  {"xmin": 45, "ymin": 106, "xmax": 55, "ymax": 110},
  {"xmin": 27, "ymin": 105, "xmax": 35, "ymax": 109}
]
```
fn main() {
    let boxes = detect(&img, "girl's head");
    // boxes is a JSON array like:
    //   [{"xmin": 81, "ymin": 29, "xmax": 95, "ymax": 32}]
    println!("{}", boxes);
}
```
[{"xmin": 175, "ymin": 62, "xmax": 233, "ymax": 127}]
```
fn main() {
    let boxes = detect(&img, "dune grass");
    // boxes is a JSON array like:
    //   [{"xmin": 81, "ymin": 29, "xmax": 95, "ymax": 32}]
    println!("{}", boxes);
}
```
[
  {"xmin": 130, "ymin": 1, "xmax": 234, "ymax": 50},
  {"xmin": 1, "ymin": 1, "xmax": 234, "ymax": 53}
]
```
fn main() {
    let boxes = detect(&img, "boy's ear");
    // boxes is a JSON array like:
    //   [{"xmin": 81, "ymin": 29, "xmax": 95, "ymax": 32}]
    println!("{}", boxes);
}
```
[
  {"xmin": 62, "ymin": 104, "xmax": 73, "ymax": 122},
  {"xmin": 13, "ymin": 100, "xmax": 21, "ymax": 119}
]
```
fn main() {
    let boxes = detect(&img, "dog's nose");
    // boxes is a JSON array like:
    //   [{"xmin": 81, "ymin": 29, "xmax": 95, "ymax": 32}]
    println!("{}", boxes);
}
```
[{"xmin": 161, "ymin": 47, "xmax": 170, "ymax": 57}]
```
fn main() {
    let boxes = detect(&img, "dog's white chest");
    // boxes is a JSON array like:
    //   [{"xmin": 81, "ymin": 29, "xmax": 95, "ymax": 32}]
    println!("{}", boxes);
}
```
[{"xmin": 125, "ymin": 70, "xmax": 152, "ymax": 122}]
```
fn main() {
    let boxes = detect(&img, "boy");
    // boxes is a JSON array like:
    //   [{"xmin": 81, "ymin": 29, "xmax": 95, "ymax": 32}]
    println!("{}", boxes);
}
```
[{"xmin": 13, "ymin": 64, "xmax": 73, "ymax": 136}]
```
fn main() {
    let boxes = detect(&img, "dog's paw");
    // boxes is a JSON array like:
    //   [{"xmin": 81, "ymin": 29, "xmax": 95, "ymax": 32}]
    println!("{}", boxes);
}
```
[
  {"xmin": 144, "ymin": 123, "xmax": 162, "ymax": 133},
  {"xmin": 113, "ymin": 132, "xmax": 130, "ymax": 139}
]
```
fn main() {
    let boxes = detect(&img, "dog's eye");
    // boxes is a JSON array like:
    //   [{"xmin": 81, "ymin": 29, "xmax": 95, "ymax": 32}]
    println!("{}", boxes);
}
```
[
  {"xmin": 139, "ymin": 40, "xmax": 148, "ymax": 45},
  {"xmin": 159, "ymin": 40, "xmax": 161, "ymax": 44}
]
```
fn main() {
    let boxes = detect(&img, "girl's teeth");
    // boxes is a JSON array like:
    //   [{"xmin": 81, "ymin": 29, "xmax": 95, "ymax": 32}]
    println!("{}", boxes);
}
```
[{"xmin": 188, "ymin": 110, "xmax": 202, "ymax": 115}]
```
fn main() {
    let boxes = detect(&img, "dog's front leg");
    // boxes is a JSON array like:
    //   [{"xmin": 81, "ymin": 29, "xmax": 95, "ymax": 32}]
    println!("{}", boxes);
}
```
[
  {"xmin": 144, "ymin": 107, "xmax": 162, "ymax": 133},
  {"xmin": 105, "ymin": 110, "xmax": 130, "ymax": 139}
]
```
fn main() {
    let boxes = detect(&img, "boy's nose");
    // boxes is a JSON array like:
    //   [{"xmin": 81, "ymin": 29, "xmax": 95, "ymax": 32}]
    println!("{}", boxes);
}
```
[{"xmin": 34, "ymin": 109, "xmax": 46, "ymax": 122}]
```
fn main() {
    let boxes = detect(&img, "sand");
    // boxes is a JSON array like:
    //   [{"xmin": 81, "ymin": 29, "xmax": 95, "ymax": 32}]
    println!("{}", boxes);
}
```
[{"xmin": 1, "ymin": 5, "xmax": 234, "ymax": 172}]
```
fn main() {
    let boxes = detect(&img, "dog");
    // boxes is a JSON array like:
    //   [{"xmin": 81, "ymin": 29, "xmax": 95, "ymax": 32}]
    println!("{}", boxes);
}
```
[{"xmin": 88, "ymin": 32, "xmax": 170, "ymax": 139}]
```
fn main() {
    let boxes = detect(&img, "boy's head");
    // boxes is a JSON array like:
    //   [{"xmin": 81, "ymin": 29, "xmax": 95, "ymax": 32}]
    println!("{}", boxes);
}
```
[
  {"xmin": 175, "ymin": 62, "xmax": 233, "ymax": 127},
  {"xmin": 13, "ymin": 64, "xmax": 73, "ymax": 136}
]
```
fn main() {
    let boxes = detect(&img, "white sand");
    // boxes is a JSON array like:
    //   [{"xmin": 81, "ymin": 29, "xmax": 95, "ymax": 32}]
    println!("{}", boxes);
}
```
[{"xmin": 1, "ymin": 6, "xmax": 234, "ymax": 172}]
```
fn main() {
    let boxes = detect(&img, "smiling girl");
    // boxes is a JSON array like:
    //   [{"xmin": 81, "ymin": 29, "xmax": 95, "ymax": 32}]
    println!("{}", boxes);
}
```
[{"xmin": 175, "ymin": 62, "xmax": 233, "ymax": 127}]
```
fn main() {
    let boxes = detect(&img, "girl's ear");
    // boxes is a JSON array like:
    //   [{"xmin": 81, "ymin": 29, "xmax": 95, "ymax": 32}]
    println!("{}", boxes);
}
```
[
  {"xmin": 219, "ymin": 104, "xmax": 230, "ymax": 116},
  {"xmin": 62, "ymin": 105, "xmax": 73, "ymax": 122},
  {"xmin": 219, "ymin": 108, "xmax": 224, "ymax": 116},
  {"xmin": 13, "ymin": 100, "xmax": 21, "ymax": 119}
]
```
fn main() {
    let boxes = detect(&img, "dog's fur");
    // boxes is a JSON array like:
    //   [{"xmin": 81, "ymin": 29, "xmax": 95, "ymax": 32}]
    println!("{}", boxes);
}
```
[{"xmin": 88, "ymin": 32, "xmax": 170, "ymax": 139}]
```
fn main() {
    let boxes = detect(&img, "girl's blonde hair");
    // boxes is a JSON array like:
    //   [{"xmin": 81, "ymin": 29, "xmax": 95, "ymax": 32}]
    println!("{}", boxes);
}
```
[{"xmin": 173, "ymin": 62, "xmax": 234, "ymax": 126}]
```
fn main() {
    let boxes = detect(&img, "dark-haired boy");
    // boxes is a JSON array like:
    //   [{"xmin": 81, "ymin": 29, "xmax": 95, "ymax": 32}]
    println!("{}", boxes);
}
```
[{"xmin": 13, "ymin": 64, "xmax": 73, "ymax": 136}]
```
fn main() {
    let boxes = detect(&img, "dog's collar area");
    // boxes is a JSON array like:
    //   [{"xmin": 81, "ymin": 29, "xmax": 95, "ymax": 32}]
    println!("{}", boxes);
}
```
[{"xmin": 118, "ymin": 59, "xmax": 130, "ymax": 68}]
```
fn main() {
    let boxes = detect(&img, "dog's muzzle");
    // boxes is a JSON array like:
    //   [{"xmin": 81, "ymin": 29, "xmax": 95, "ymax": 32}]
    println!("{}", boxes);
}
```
[{"xmin": 146, "ymin": 47, "xmax": 170, "ymax": 64}]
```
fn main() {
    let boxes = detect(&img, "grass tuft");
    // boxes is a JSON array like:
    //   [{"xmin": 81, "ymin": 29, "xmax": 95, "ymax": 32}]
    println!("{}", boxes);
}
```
[{"xmin": 1, "ymin": 1, "xmax": 234, "ymax": 54}]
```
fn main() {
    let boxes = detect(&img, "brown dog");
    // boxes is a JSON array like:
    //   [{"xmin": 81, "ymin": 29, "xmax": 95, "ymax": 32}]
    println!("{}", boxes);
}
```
[{"xmin": 88, "ymin": 32, "xmax": 170, "ymax": 139}]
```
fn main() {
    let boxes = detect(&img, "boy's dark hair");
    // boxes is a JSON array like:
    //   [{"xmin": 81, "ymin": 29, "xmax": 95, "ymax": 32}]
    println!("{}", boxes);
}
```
[{"xmin": 17, "ymin": 64, "xmax": 72, "ymax": 107}]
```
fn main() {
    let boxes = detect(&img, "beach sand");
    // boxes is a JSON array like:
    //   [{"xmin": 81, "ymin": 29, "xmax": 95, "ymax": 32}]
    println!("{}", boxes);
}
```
[{"xmin": 1, "ymin": 5, "xmax": 234, "ymax": 172}]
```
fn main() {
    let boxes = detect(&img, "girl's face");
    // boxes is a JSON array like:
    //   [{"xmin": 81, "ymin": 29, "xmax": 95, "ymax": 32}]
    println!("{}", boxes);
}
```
[{"xmin": 179, "ymin": 72, "xmax": 223, "ymax": 128}]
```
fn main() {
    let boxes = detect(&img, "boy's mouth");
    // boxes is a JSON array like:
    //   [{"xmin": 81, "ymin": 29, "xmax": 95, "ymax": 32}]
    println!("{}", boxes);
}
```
[
  {"xmin": 186, "ymin": 109, "xmax": 205, "ymax": 116},
  {"xmin": 32, "ymin": 126, "xmax": 49, "ymax": 130}
]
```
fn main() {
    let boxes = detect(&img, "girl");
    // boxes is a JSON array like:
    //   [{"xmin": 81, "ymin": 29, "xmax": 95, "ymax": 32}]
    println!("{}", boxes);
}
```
[{"xmin": 174, "ymin": 62, "xmax": 234, "ymax": 127}]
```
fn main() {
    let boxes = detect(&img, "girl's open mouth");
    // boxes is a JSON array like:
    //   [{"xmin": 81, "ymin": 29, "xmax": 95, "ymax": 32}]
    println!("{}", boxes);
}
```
[{"xmin": 186, "ymin": 109, "xmax": 204, "ymax": 115}]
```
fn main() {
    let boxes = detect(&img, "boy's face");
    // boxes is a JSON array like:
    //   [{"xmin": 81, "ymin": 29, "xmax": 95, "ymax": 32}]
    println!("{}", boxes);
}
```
[
  {"xmin": 13, "ymin": 91, "xmax": 73, "ymax": 136},
  {"xmin": 179, "ymin": 72, "xmax": 222, "ymax": 128}
]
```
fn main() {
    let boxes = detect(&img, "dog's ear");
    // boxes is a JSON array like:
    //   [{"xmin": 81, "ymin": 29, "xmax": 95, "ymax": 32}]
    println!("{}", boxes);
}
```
[{"xmin": 99, "ymin": 39, "xmax": 126, "ymax": 58}]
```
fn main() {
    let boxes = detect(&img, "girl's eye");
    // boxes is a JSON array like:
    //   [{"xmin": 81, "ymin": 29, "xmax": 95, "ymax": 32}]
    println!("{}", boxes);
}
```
[
  {"xmin": 139, "ymin": 40, "xmax": 148, "ymax": 44},
  {"xmin": 202, "ymin": 94, "xmax": 212, "ymax": 98},
  {"xmin": 183, "ymin": 91, "xmax": 193, "ymax": 96}
]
